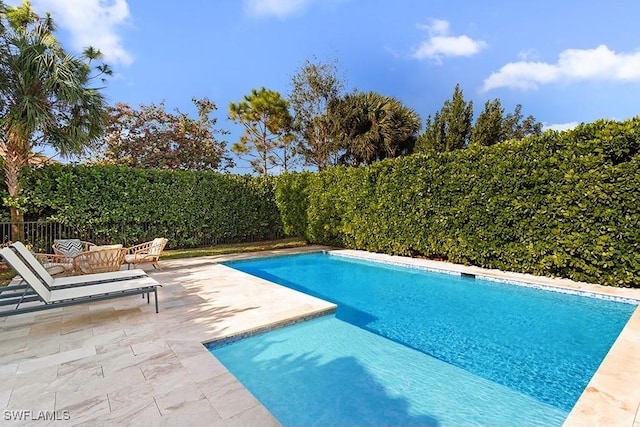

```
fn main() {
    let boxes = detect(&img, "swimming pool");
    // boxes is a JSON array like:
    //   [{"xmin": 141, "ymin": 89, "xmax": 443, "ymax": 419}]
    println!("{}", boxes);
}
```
[{"xmin": 208, "ymin": 252, "xmax": 636, "ymax": 426}]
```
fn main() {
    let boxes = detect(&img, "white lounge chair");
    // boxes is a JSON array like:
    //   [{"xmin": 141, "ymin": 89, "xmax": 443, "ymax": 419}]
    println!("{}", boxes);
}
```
[{"xmin": 0, "ymin": 247, "xmax": 162, "ymax": 317}]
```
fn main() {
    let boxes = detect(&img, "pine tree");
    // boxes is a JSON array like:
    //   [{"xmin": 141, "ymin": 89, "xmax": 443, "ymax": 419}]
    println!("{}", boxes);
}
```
[
  {"xmin": 229, "ymin": 87, "xmax": 294, "ymax": 175},
  {"xmin": 470, "ymin": 99, "xmax": 504, "ymax": 146},
  {"xmin": 415, "ymin": 84, "xmax": 473, "ymax": 152}
]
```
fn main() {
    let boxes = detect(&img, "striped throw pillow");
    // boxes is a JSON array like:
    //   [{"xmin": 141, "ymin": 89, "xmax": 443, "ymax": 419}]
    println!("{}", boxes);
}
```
[{"xmin": 54, "ymin": 239, "xmax": 84, "ymax": 257}]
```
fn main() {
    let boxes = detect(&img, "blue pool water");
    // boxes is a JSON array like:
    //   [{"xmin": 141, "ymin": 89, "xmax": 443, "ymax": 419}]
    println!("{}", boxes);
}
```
[{"xmin": 209, "ymin": 252, "xmax": 636, "ymax": 426}]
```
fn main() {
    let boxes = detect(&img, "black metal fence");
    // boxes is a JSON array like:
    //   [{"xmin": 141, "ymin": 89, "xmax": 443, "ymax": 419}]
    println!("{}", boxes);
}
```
[{"xmin": 0, "ymin": 221, "xmax": 284, "ymax": 253}]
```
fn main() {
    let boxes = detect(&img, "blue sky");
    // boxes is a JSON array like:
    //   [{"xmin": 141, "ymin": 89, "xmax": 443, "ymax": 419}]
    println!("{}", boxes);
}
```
[{"xmin": 11, "ymin": 0, "xmax": 640, "ymax": 172}]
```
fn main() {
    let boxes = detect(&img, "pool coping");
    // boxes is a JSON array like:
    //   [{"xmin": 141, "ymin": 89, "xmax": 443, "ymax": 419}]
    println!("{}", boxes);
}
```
[{"xmin": 203, "ymin": 303, "xmax": 336, "ymax": 349}]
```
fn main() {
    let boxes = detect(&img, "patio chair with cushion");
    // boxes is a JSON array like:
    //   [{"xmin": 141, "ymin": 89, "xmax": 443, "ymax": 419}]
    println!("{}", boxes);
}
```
[
  {"xmin": 52, "ymin": 239, "xmax": 95, "ymax": 257},
  {"xmin": 34, "ymin": 253, "xmax": 72, "ymax": 276},
  {"xmin": 125, "ymin": 238, "xmax": 168, "ymax": 270},
  {"xmin": 50, "ymin": 239, "xmax": 96, "ymax": 272},
  {"xmin": 0, "ymin": 246, "xmax": 162, "ymax": 317}
]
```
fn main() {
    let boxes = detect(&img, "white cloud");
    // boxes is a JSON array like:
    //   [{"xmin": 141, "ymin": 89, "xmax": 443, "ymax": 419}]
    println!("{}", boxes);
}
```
[
  {"xmin": 244, "ymin": 0, "xmax": 314, "ymax": 18},
  {"xmin": 517, "ymin": 49, "xmax": 539, "ymax": 61},
  {"xmin": 420, "ymin": 18, "xmax": 450, "ymax": 35},
  {"xmin": 30, "ymin": 0, "xmax": 133, "ymax": 66},
  {"xmin": 483, "ymin": 45, "xmax": 640, "ymax": 91},
  {"xmin": 544, "ymin": 121, "xmax": 580, "ymax": 131},
  {"xmin": 412, "ymin": 19, "xmax": 487, "ymax": 63}
]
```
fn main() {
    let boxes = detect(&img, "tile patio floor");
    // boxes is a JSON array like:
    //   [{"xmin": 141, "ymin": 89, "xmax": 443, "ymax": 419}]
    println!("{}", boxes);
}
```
[
  {"xmin": 0, "ymin": 246, "xmax": 334, "ymax": 426},
  {"xmin": 0, "ymin": 246, "xmax": 638, "ymax": 426}
]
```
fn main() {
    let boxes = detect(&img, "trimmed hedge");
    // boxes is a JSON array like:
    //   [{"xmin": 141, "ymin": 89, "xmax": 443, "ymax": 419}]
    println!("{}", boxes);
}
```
[
  {"xmin": 20, "ymin": 165, "xmax": 283, "ymax": 248},
  {"xmin": 10, "ymin": 117, "xmax": 640, "ymax": 286},
  {"xmin": 274, "ymin": 171, "xmax": 311, "ymax": 238},
  {"xmin": 277, "ymin": 118, "xmax": 640, "ymax": 287}
]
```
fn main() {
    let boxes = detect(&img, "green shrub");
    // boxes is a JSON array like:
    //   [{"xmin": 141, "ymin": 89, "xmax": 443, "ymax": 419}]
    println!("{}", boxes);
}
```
[
  {"xmin": 275, "ymin": 172, "xmax": 311, "ymax": 238},
  {"xmin": 279, "ymin": 117, "xmax": 640, "ymax": 287},
  {"xmin": 20, "ymin": 165, "xmax": 283, "ymax": 247}
]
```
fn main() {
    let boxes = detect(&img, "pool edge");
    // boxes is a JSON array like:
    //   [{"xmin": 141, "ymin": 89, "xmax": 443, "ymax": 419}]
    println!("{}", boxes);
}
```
[
  {"xmin": 562, "ymin": 305, "xmax": 640, "ymax": 427},
  {"xmin": 203, "ymin": 305, "xmax": 337, "ymax": 349},
  {"xmin": 330, "ymin": 249, "xmax": 640, "ymax": 304}
]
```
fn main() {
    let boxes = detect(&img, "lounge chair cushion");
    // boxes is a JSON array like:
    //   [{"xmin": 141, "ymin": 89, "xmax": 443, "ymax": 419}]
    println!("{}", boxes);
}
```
[
  {"xmin": 149, "ymin": 238, "xmax": 165, "ymax": 255},
  {"xmin": 53, "ymin": 239, "xmax": 84, "ymax": 257}
]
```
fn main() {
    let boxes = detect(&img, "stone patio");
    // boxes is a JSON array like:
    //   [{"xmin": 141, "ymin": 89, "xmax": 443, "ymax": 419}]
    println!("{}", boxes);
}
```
[
  {"xmin": 0, "ymin": 246, "xmax": 638, "ymax": 426},
  {"xmin": 0, "ymin": 246, "xmax": 334, "ymax": 426}
]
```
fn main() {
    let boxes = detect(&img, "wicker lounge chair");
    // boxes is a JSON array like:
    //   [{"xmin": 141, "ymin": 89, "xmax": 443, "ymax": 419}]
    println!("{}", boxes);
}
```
[
  {"xmin": 73, "ymin": 245, "xmax": 127, "ymax": 274},
  {"xmin": 0, "ymin": 247, "xmax": 161, "ymax": 317},
  {"xmin": 125, "ymin": 238, "xmax": 168, "ymax": 270}
]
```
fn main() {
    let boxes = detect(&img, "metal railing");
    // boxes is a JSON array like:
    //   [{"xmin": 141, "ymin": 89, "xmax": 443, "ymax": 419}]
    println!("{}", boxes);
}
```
[{"xmin": 0, "ymin": 221, "xmax": 284, "ymax": 253}]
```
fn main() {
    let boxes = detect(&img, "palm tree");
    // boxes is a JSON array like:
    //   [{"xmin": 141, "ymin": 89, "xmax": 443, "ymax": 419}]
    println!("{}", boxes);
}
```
[
  {"xmin": 0, "ymin": 1, "xmax": 110, "ymax": 239},
  {"xmin": 331, "ymin": 91, "xmax": 421, "ymax": 166}
]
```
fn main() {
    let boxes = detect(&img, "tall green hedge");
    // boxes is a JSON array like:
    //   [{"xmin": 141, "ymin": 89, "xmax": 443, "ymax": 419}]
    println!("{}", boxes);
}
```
[
  {"xmin": 20, "ymin": 165, "xmax": 283, "ymax": 248},
  {"xmin": 277, "ymin": 118, "xmax": 640, "ymax": 287},
  {"xmin": 274, "ymin": 171, "xmax": 311, "ymax": 238},
  {"xmin": 10, "ymin": 118, "xmax": 640, "ymax": 286}
]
